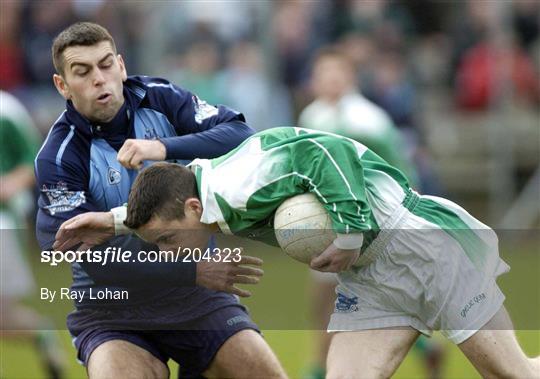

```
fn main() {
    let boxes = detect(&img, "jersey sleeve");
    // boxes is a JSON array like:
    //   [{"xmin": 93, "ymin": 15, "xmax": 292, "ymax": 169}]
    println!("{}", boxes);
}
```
[
  {"xmin": 142, "ymin": 78, "xmax": 254, "ymax": 160},
  {"xmin": 290, "ymin": 135, "xmax": 374, "ymax": 240}
]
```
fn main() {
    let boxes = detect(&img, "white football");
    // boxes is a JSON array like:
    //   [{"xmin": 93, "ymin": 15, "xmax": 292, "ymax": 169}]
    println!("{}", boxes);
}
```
[{"xmin": 274, "ymin": 193, "xmax": 336, "ymax": 264}]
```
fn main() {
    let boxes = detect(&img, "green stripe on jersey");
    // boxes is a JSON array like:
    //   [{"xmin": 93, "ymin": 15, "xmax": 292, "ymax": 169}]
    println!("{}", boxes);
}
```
[{"xmin": 411, "ymin": 198, "xmax": 486, "ymax": 269}]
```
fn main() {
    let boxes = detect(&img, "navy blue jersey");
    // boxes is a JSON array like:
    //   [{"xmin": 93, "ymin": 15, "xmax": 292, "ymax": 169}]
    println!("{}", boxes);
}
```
[{"xmin": 35, "ymin": 75, "xmax": 253, "ymax": 313}]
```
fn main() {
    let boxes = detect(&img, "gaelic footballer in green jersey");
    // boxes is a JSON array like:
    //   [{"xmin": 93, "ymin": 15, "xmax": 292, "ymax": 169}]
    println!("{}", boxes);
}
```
[
  {"xmin": 126, "ymin": 125, "xmax": 509, "ymax": 335},
  {"xmin": 128, "ymin": 126, "xmax": 507, "ymax": 299},
  {"xmin": 80, "ymin": 126, "xmax": 540, "ymax": 377},
  {"xmin": 127, "ymin": 127, "xmax": 410, "ymax": 256},
  {"xmin": 126, "ymin": 126, "xmax": 504, "ymax": 281}
]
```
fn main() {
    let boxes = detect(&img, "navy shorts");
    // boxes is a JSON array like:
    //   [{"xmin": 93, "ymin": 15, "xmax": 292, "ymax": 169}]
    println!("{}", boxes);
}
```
[{"xmin": 71, "ymin": 305, "xmax": 259, "ymax": 378}]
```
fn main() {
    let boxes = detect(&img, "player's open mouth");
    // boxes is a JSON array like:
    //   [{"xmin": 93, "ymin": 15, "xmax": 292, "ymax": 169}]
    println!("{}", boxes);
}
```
[{"xmin": 96, "ymin": 93, "xmax": 112, "ymax": 104}]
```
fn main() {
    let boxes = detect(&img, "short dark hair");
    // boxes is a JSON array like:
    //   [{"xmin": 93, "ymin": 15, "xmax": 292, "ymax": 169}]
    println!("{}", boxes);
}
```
[
  {"xmin": 52, "ymin": 22, "xmax": 116, "ymax": 76},
  {"xmin": 312, "ymin": 46, "xmax": 356, "ymax": 73},
  {"xmin": 124, "ymin": 163, "xmax": 199, "ymax": 229}
]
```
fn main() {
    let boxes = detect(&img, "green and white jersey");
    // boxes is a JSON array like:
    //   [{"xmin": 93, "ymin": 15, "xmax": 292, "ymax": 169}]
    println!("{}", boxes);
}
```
[
  {"xmin": 189, "ymin": 127, "xmax": 412, "ymax": 251},
  {"xmin": 298, "ymin": 92, "xmax": 418, "ymax": 185}
]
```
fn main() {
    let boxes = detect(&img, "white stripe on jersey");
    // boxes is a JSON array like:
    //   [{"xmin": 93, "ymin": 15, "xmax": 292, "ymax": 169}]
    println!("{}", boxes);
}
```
[{"xmin": 308, "ymin": 138, "xmax": 363, "ymax": 216}]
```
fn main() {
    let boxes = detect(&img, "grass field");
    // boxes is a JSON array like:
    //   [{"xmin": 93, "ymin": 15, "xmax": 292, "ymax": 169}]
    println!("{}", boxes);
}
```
[{"xmin": 1, "ymin": 237, "xmax": 538, "ymax": 378}]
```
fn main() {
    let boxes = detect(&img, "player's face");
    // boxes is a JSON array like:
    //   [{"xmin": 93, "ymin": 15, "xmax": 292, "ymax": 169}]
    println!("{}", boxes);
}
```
[
  {"xmin": 311, "ymin": 56, "xmax": 355, "ymax": 102},
  {"xmin": 53, "ymin": 41, "xmax": 127, "ymax": 123},
  {"xmin": 136, "ymin": 201, "xmax": 212, "ymax": 252}
]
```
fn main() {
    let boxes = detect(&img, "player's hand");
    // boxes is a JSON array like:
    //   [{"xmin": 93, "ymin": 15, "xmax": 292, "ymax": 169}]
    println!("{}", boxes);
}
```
[
  {"xmin": 196, "ymin": 254, "xmax": 264, "ymax": 297},
  {"xmin": 310, "ymin": 243, "xmax": 360, "ymax": 273},
  {"xmin": 53, "ymin": 211, "xmax": 114, "ymax": 251},
  {"xmin": 117, "ymin": 139, "xmax": 166, "ymax": 169}
]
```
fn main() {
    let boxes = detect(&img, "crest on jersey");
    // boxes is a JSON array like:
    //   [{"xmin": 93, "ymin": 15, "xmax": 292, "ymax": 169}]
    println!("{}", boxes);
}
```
[
  {"xmin": 42, "ymin": 182, "xmax": 86, "ymax": 215},
  {"xmin": 335, "ymin": 292, "xmax": 359, "ymax": 313},
  {"xmin": 192, "ymin": 96, "xmax": 218, "ymax": 124},
  {"xmin": 144, "ymin": 125, "xmax": 158, "ymax": 140},
  {"xmin": 107, "ymin": 167, "xmax": 121, "ymax": 185}
]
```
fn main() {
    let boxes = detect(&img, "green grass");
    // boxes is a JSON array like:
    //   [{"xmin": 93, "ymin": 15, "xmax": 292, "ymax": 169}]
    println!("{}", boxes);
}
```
[
  {"xmin": 2, "ymin": 330, "xmax": 539, "ymax": 378},
  {"xmin": 1, "ymin": 239, "xmax": 538, "ymax": 378}
]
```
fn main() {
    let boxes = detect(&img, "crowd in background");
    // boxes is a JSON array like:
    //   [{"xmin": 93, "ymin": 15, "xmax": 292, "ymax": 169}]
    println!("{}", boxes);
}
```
[
  {"xmin": 1, "ymin": 4, "xmax": 537, "ymax": 377},
  {"xmin": 1, "ymin": 0, "xmax": 539, "ymax": 222}
]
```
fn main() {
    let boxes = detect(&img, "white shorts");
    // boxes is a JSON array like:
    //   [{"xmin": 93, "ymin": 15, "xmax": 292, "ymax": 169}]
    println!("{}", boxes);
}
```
[
  {"xmin": 1, "ymin": 212, "xmax": 35, "ymax": 298},
  {"xmin": 328, "ymin": 194, "xmax": 509, "ymax": 344}
]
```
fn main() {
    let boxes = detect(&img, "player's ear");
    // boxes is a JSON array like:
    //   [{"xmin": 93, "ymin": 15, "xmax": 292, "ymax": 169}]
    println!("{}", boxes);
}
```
[
  {"xmin": 184, "ymin": 198, "xmax": 203, "ymax": 217},
  {"xmin": 117, "ymin": 54, "xmax": 127, "ymax": 82},
  {"xmin": 53, "ymin": 74, "xmax": 70, "ymax": 100}
]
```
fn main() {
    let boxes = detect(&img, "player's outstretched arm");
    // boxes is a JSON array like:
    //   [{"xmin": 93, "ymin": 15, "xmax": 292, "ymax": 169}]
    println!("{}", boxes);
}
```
[
  {"xmin": 54, "ymin": 212, "xmax": 264, "ymax": 296},
  {"xmin": 53, "ymin": 211, "xmax": 114, "ymax": 251}
]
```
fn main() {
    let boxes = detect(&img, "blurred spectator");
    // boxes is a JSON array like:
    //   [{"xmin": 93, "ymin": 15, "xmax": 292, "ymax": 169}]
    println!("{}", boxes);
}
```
[
  {"xmin": 363, "ymin": 50, "xmax": 417, "ymax": 129},
  {"xmin": 272, "ymin": 1, "xmax": 328, "ymax": 108},
  {"xmin": 0, "ymin": 90, "xmax": 66, "ymax": 378},
  {"xmin": 336, "ymin": 32, "xmax": 377, "ymax": 87},
  {"xmin": 0, "ymin": 1, "xmax": 26, "ymax": 91},
  {"xmin": 454, "ymin": 36, "xmax": 540, "ymax": 111},
  {"xmin": 361, "ymin": 48, "xmax": 444, "ymax": 195},
  {"xmin": 449, "ymin": 0, "xmax": 499, "ymax": 84},
  {"xmin": 451, "ymin": 1, "xmax": 540, "ymax": 111},
  {"xmin": 328, "ymin": 0, "xmax": 414, "ymax": 48},
  {"xmin": 13, "ymin": 1, "xmax": 77, "ymax": 134},
  {"xmin": 137, "ymin": 2, "xmax": 261, "ymax": 76},
  {"xmin": 21, "ymin": 1, "xmax": 76, "ymax": 86},
  {"xmin": 299, "ymin": 46, "xmax": 417, "ymax": 181},
  {"xmin": 218, "ymin": 41, "xmax": 292, "ymax": 131},
  {"xmin": 179, "ymin": 2, "xmax": 258, "ymax": 43},
  {"xmin": 167, "ymin": 37, "xmax": 227, "ymax": 106},
  {"xmin": 513, "ymin": 0, "xmax": 539, "ymax": 52}
]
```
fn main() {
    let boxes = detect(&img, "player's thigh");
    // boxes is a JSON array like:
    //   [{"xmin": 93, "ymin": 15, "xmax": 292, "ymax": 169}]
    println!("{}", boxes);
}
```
[
  {"xmin": 87, "ymin": 339, "xmax": 169, "ymax": 379},
  {"xmin": 326, "ymin": 327, "xmax": 420, "ymax": 379},
  {"xmin": 458, "ymin": 306, "xmax": 538, "ymax": 378},
  {"xmin": 203, "ymin": 329, "xmax": 287, "ymax": 379}
]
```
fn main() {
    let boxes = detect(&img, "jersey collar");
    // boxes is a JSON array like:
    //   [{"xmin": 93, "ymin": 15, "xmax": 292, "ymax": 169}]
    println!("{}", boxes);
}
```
[{"xmin": 189, "ymin": 159, "xmax": 232, "ymax": 234}]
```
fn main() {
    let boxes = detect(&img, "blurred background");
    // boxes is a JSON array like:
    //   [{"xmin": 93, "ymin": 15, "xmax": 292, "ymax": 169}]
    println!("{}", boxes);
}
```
[{"xmin": 1, "ymin": 0, "xmax": 539, "ymax": 378}]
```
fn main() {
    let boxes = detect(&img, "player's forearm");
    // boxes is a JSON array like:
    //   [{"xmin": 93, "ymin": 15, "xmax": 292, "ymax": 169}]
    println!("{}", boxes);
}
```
[
  {"xmin": 43, "ymin": 207, "xmax": 199, "ymax": 288},
  {"xmin": 160, "ymin": 120, "xmax": 254, "ymax": 160}
]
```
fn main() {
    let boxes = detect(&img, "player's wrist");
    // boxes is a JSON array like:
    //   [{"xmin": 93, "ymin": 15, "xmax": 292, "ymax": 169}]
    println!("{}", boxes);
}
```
[
  {"xmin": 110, "ymin": 205, "xmax": 130, "ymax": 236},
  {"xmin": 333, "ymin": 233, "xmax": 364, "ymax": 250},
  {"xmin": 154, "ymin": 138, "xmax": 169, "ymax": 160},
  {"xmin": 152, "ymin": 139, "xmax": 167, "ymax": 160}
]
